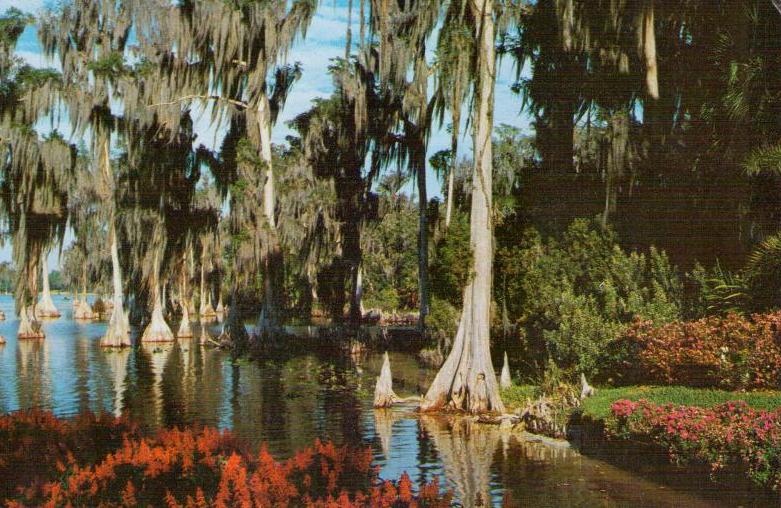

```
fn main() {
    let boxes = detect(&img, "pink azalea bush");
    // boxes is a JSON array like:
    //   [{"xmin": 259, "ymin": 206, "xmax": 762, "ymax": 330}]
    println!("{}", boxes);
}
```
[{"xmin": 607, "ymin": 399, "xmax": 781, "ymax": 490}]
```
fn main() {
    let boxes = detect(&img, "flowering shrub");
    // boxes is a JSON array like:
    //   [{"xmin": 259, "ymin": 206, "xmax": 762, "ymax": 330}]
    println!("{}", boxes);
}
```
[
  {"xmin": 0, "ymin": 409, "xmax": 137, "ymax": 502},
  {"xmin": 607, "ymin": 399, "xmax": 781, "ymax": 490},
  {"xmin": 608, "ymin": 311, "xmax": 781, "ymax": 389},
  {"xmin": 1, "ymin": 411, "xmax": 451, "ymax": 507}
]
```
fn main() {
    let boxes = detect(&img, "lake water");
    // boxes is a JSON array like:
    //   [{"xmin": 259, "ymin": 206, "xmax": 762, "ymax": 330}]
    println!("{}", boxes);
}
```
[{"xmin": 0, "ymin": 295, "xmax": 775, "ymax": 507}]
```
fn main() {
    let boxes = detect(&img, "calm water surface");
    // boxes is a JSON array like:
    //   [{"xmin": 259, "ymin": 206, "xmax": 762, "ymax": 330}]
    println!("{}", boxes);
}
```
[{"xmin": 0, "ymin": 295, "xmax": 776, "ymax": 507}]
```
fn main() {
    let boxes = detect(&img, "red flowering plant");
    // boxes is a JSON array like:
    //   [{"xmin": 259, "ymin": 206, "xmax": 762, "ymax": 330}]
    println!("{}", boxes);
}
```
[
  {"xmin": 0, "ymin": 409, "xmax": 136, "ymax": 502},
  {"xmin": 607, "ymin": 399, "xmax": 781, "ymax": 491},
  {"xmin": 1, "ymin": 411, "xmax": 452, "ymax": 507},
  {"xmin": 609, "ymin": 311, "xmax": 781, "ymax": 389}
]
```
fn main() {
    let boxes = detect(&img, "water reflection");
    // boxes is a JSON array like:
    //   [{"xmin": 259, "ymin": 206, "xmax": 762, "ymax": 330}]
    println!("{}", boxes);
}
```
[
  {"xmin": 420, "ymin": 416, "xmax": 500, "ymax": 507},
  {"xmin": 0, "ymin": 296, "xmax": 774, "ymax": 507}
]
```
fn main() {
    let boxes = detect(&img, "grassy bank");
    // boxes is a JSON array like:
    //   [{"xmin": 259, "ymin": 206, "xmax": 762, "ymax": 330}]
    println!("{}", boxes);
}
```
[{"xmin": 502, "ymin": 384, "xmax": 781, "ymax": 419}]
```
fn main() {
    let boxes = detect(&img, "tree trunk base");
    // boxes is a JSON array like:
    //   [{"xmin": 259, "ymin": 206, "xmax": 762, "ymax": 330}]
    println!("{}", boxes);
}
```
[
  {"xmin": 177, "ymin": 307, "xmax": 193, "ymax": 339},
  {"xmin": 200, "ymin": 304, "xmax": 217, "ymax": 320},
  {"xmin": 18, "ymin": 308, "xmax": 45, "ymax": 340},
  {"xmin": 100, "ymin": 306, "xmax": 131, "ymax": 348},
  {"xmin": 36, "ymin": 300, "xmax": 61, "ymax": 319},
  {"xmin": 177, "ymin": 322, "xmax": 193, "ymax": 338},
  {"xmin": 73, "ymin": 300, "xmax": 96, "ymax": 320},
  {"xmin": 141, "ymin": 309, "xmax": 175, "ymax": 343}
]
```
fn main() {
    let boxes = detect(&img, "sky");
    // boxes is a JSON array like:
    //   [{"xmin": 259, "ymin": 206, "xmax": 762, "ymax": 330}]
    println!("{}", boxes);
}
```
[{"xmin": 1, "ymin": 0, "xmax": 531, "ymax": 269}]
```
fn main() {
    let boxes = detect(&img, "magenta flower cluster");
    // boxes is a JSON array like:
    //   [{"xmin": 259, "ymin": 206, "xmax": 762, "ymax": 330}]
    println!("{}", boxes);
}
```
[{"xmin": 608, "ymin": 399, "xmax": 781, "ymax": 490}]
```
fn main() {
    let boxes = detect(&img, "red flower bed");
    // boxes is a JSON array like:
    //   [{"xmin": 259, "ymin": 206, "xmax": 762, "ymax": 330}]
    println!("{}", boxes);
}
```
[
  {"xmin": 0, "ymin": 410, "xmax": 451, "ymax": 507},
  {"xmin": 612, "ymin": 311, "xmax": 781, "ymax": 389},
  {"xmin": 607, "ymin": 399, "xmax": 781, "ymax": 490}
]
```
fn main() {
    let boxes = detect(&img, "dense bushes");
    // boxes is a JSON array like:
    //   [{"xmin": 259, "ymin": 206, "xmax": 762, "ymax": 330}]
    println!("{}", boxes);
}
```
[
  {"xmin": 1, "ymin": 410, "xmax": 450, "ymax": 507},
  {"xmin": 607, "ymin": 311, "xmax": 781, "ymax": 389},
  {"xmin": 497, "ymin": 219, "xmax": 682, "ymax": 378},
  {"xmin": 607, "ymin": 399, "xmax": 781, "ymax": 491}
]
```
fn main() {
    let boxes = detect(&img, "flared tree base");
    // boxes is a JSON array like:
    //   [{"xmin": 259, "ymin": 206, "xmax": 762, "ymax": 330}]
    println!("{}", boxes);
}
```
[
  {"xmin": 73, "ymin": 300, "xmax": 96, "ymax": 320},
  {"xmin": 18, "ymin": 325, "xmax": 45, "ymax": 340},
  {"xmin": 100, "ymin": 307, "xmax": 131, "ymax": 348},
  {"xmin": 177, "ymin": 321, "xmax": 193, "ymax": 339},
  {"xmin": 141, "ymin": 321, "xmax": 175, "ymax": 343}
]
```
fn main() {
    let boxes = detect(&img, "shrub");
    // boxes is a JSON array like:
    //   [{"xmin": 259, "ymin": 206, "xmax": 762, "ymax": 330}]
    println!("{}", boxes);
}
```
[
  {"xmin": 426, "ymin": 298, "xmax": 459, "ymax": 349},
  {"xmin": 0, "ymin": 410, "xmax": 136, "ymax": 502},
  {"xmin": 608, "ymin": 311, "xmax": 781, "ymax": 389},
  {"xmin": 430, "ymin": 214, "xmax": 471, "ymax": 308},
  {"xmin": 496, "ymin": 219, "xmax": 682, "ymax": 378},
  {"xmin": 607, "ymin": 399, "xmax": 781, "ymax": 491},
  {"xmin": 2, "ymin": 411, "xmax": 451, "ymax": 507}
]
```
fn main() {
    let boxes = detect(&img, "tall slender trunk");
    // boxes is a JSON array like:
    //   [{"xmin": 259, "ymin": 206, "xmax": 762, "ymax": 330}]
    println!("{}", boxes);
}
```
[
  {"xmin": 445, "ymin": 162, "xmax": 455, "ymax": 228},
  {"xmin": 642, "ymin": 0, "xmax": 659, "ymax": 100},
  {"xmin": 141, "ymin": 251, "xmax": 174, "ymax": 343},
  {"xmin": 255, "ymin": 92, "xmax": 283, "ymax": 338},
  {"xmin": 177, "ymin": 256, "xmax": 193, "ymax": 339},
  {"xmin": 219, "ymin": 287, "xmax": 248, "ymax": 351},
  {"xmin": 416, "ymin": 131, "xmax": 429, "ymax": 331},
  {"xmin": 345, "ymin": 0, "xmax": 353, "ymax": 60},
  {"xmin": 422, "ymin": 0, "xmax": 503, "ymax": 413},
  {"xmin": 100, "ymin": 223, "xmax": 131, "ymax": 346}
]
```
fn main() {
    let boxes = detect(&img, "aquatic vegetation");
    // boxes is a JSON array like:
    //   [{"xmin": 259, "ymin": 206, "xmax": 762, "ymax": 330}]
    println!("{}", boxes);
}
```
[
  {"xmin": 0, "ymin": 410, "xmax": 451, "ymax": 507},
  {"xmin": 607, "ymin": 399, "xmax": 781, "ymax": 491}
]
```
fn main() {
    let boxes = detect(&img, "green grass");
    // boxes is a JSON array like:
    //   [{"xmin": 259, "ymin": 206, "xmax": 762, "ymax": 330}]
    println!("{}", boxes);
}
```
[{"xmin": 502, "ymin": 384, "xmax": 781, "ymax": 420}]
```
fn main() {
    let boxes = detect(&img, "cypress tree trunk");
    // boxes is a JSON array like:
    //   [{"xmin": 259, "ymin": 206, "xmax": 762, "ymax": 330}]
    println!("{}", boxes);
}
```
[
  {"xmin": 18, "ymin": 305, "xmax": 44, "ymax": 339},
  {"xmin": 445, "ymin": 166, "xmax": 455, "ymax": 228},
  {"xmin": 141, "ymin": 252, "xmax": 174, "ymax": 343},
  {"xmin": 177, "ymin": 266, "xmax": 193, "ymax": 339},
  {"xmin": 100, "ymin": 224, "xmax": 131, "ymax": 347},
  {"xmin": 422, "ymin": 0, "xmax": 504, "ymax": 414},
  {"xmin": 36, "ymin": 255, "xmax": 60, "ymax": 319},
  {"xmin": 415, "ymin": 131, "xmax": 429, "ymax": 332},
  {"xmin": 255, "ymin": 92, "xmax": 284, "ymax": 339},
  {"xmin": 642, "ymin": 0, "xmax": 659, "ymax": 100}
]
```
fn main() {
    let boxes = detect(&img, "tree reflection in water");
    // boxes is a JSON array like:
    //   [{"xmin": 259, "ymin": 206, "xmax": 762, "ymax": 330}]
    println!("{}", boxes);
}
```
[{"xmin": 419, "ymin": 415, "xmax": 501, "ymax": 507}]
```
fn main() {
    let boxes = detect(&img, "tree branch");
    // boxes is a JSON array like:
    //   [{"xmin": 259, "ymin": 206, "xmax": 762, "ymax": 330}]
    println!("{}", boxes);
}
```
[{"xmin": 147, "ymin": 94, "xmax": 247, "ymax": 109}]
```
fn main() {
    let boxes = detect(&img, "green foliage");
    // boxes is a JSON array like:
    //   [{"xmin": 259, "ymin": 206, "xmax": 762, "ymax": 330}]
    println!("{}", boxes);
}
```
[
  {"xmin": 686, "ymin": 261, "xmax": 748, "ymax": 317},
  {"xmin": 0, "ymin": 8, "xmax": 30, "ymax": 52},
  {"xmin": 86, "ymin": 52, "xmax": 127, "ymax": 78},
  {"xmin": 743, "ymin": 234, "xmax": 781, "ymax": 313},
  {"xmin": 686, "ymin": 234, "xmax": 781, "ymax": 317},
  {"xmin": 0, "ymin": 261, "xmax": 14, "ymax": 293},
  {"xmin": 499, "ymin": 384, "xmax": 537, "ymax": 410},
  {"xmin": 425, "ymin": 297, "xmax": 459, "ymax": 351},
  {"xmin": 497, "ymin": 219, "xmax": 682, "ymax": 378},
  {"xmin": 429, "ymin": 212, "xmax": 471, "ymax": 307},
  {"xmin": 744, "ymin": 143, "xmax": 781, "ymax": 177},
  {"xmin": 362, "ymin": 196, "xmax": 418, "ymax": 311}
]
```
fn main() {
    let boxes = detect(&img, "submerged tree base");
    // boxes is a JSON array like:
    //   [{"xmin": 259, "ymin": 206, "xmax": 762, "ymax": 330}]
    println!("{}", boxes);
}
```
[
  {"xmin": 73, "ymin": 300, "xmax": 96, "ymax": 320},
  {"xmin": 18, "ymin": 308, "xmax": 44, "ymax": 340},
  {"xmin": 100, "ymin": 306, "xmax": 131, "ymax": 348}
]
